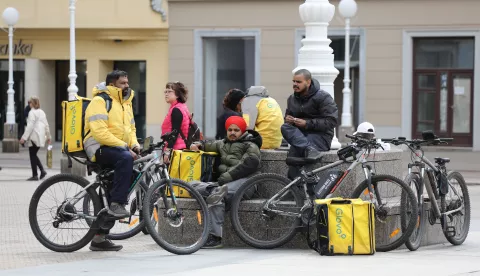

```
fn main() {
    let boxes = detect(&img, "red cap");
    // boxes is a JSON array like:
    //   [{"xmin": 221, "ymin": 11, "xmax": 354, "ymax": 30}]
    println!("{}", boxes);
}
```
[{"xmin": 225, "ymin": 116, "xmax": 247, "ymax": 133}]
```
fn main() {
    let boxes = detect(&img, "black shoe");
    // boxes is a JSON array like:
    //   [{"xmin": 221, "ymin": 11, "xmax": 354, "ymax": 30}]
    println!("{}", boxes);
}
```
[
  {"xmin": 108, "ymin": 202, "xmax": 130, "ymax": 219},
  {"xmin": 27, "ymin": 176, "xmax": 38, "ymax": 181},
  {"xmin": 305, "ymin": 146, "xmax": 323, "ymax": 159},
  {"xmin": 40, "ymin": 171, "xmax": 47, "ymax": 180},
  {"xmin": 206, "ymin": 185, "xmax": 228, "ymax": 205},
  {"xmin": 89, "ymin": 239, "xmax": 123, "ymax": 251},
  {"xmin": 202, "ymin": 235, "xmax": 223, "ymax": 249}
]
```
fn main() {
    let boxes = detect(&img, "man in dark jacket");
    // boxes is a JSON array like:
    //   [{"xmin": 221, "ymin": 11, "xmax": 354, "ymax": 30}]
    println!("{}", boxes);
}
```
[
  {"xmin": 190, "ymin": 116, "xmax": 262, "ymax": 248},
  {"xmin": 281, "ymin": 69, "xmax": 338, "ymax": 179}
]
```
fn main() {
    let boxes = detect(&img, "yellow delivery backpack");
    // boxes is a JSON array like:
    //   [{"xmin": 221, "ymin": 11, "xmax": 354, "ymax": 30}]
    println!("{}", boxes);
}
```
[
  {"xmin": 61, "ymin": 93, "xmax": 112, "ymax": 157},
  {"xmin": 167, "ymin": 150, "xmax": 219, "ymax": 198},
  {"xmin": 308, "ymin": 197, "xmax": 375, "ymax": 256}
]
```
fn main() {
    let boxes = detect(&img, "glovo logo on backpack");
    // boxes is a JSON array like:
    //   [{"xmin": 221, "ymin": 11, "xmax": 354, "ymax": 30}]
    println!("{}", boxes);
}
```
[
  {"xmin": 186, "ymin": 155, "xmax": 196, "ymax": 182},
  {"xmin": 336, "ymin": 208, "xmax": 347, "ymax": 239},
  {"xmin": 69, "ymin": 105, "xmax": 77, "ymax": 135}
]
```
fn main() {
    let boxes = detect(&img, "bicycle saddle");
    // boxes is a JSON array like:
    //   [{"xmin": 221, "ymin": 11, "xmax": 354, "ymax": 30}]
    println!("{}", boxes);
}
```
[
  {"xmin": 434, "ymin": 157, "xmax": 450, "ymax": 164},
  {"xmin": 285, "ymin": 155, "xmax": 324, "ymax": 166}
]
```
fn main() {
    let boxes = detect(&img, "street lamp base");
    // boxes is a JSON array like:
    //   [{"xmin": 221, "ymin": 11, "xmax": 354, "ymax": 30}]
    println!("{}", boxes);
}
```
[
  {"xmin": 338, "ymin": 125, "xmax": 356, "ymax": 146},
  {"xmin": 2, "ymin": 123, "xmax": 19, "ymax": 153}
]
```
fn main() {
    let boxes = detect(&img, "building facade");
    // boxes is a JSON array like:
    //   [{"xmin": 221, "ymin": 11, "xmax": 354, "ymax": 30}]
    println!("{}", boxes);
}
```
[
  {"xmin": 0, "ymin": 0, "xmax": 170, "ymax": 141},
  {"xmin": 168, "ymin": 0, "xmax": 480, "ymax": 150}
]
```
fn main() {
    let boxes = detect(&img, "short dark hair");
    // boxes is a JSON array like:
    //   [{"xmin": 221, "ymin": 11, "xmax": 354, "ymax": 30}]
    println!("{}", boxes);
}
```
[
  {"xmin": 106, "ymin": 70, "xmax": 128, "ymax": 85},
  {"xmin": 166, "ymin": 81, "xmax": 188, "ymax": 103},
  {"xmin": 294, "ymin": 69, "xmax": 312, "ymax": 81},
  {"xmin": 223, "ymin": 88, "xmax": 245, "ymax": 110}
]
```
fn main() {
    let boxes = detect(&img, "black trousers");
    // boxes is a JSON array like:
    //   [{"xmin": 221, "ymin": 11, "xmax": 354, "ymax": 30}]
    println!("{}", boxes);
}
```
[{"xmin": 29, "ymin": 142, "xmax": 44, "ymax": 177}]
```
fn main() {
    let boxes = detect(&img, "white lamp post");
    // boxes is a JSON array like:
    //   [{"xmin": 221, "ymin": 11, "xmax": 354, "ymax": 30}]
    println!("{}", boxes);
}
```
[
  {"xmin": 338, "ymin": 0, "xmax": 357, "ymax": 140},
  {"xmin": 294, "ymin": 0, "xmax": 341, "ymax": 150},
  {"xmin": 68, "ymin": 0, "xmax": 78, "ymax": 100},
  {"xmin": 2, "ymin": 7, "xmax": 19, "ymax": 153}
]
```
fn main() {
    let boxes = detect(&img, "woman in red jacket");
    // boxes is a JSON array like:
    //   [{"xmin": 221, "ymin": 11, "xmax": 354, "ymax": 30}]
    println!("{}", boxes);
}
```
[{"xmin": 161, "ymin": 82, "xmax": 191, "ymax": 161}]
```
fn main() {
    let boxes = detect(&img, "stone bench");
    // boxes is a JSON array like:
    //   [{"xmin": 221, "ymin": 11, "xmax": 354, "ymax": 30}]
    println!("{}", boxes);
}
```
[{"xmin": 156, "ymin": 149, "xmax": 445, "ymax": 248}]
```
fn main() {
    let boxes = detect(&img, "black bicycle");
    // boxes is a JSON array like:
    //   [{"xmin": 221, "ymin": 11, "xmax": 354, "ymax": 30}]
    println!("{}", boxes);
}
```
[
  {"xmin": 29, "ymin": 131, "xmax": 210, "ymax": 255},
  {"xmin": 382, "ymin": 131, "xmax": 471, "ymax": 251},
  {"xmin": 229, "ymin": 134, "xmax": 418, "ymax": 252}
]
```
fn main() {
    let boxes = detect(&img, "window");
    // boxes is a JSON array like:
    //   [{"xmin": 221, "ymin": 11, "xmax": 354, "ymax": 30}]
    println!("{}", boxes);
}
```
[
  {"xmin": 0, "ymin": 60, "xmax": 25, "ymax": 139},
  {"xmin": 202, "ymin": 37, "xmax": 256, "ymax": 138},
  {"xmin": 113, "ymin": 61, "xmax": 147, "ymax": 139},
  {"xmin": 414, "ymin": 38, "xmax": 474, "ymax": 69}
]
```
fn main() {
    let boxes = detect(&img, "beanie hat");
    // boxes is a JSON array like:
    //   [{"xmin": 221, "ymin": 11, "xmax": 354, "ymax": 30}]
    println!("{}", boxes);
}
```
[
  {"xmin": 225, "ymin": 116, "xmax": 247, "ymax": 133},
  {"xmin": 225, "ymin": 89, "xmax": 246, "ymax": 111}
]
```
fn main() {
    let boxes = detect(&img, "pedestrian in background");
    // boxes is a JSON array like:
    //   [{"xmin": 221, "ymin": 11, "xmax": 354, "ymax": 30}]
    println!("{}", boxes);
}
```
[
  {"xmin": 216, "ymin": 88, "xmax": 246, "ymax": 140},
  {"xmin": 19, "ymin": 96, "xmax": 51, "ymax": 181}
]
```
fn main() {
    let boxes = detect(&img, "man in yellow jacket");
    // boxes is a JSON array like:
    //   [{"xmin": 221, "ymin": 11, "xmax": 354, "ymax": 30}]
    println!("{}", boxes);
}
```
[
  {"xmin": 242, "ymin": 86, "xmax": 284, "ymax": 149},
  {"xmin": 83, "ymin": 70, "xmax": 140, "ymax": 251}
]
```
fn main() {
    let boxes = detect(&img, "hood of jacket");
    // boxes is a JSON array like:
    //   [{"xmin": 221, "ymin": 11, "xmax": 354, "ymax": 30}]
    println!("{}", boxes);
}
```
[
  {"xmin": 93, "ymin": 82, "xmax": 135, "ymax": 104},
  {"xmin": 225, "ymin": 129, "xmax": 263, "ymax": 149},
  {"xmin": 294, "ymin": 78, "xmax": 320, "ymax": 100},
  {"xmin": 246, "ymin": 86, "xmax": 269, "ymax": 98}
]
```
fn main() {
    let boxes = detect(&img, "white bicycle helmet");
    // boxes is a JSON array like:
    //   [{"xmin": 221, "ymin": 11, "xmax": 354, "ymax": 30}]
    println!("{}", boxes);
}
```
[{"xmin": 353, "ymin": 122, "xmax": 375, "ymax": 139}]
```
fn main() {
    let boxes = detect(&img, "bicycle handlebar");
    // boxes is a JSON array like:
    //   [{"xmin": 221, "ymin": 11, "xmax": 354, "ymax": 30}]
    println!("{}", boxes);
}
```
[
  {"xmin": 345, "ymin": 134, "xmax": 384, "ymax": 151},
  {"xmin": 380, "ymin": 136, "xmax": 453, "ymax": 147}
]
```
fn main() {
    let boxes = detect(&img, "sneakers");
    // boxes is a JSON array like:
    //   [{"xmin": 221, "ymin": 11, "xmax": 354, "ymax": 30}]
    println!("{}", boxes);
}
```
[
  {"xmin": 206, "ymin": 185, "xmax": 228, "ymax": 205},
  {"xmin": 305, "ymin": 146, "xmax": 323, "ymax": 159},
  {"xmin": 40, "ymin": 171, "xmax": 47, "ymax": 180},
  {"xmin": 108, "ymin": 202, "xmax": 130, "ymax": 219},
  {"xmin": 27, "ymin": 176, "xmax": 38, "ymax": 181},
  {"xmin": 89, "ymin": 239, "xmax": 123, "ymax": 251},
  {"xmin": 202, "ymin": 235, "xmax": 223, "ymax": 249}
]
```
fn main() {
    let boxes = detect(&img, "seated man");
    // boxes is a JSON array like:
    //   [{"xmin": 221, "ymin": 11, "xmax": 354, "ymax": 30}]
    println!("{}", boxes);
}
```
[
  {"xmin": 84, "ymin": 70, "xmax": 140, "ymax": 251},
  {"xmin": 190, "ymin": 116, "xmax": 262, "ymax": 249},
  {"xmin": 241, "ymin": 86, "xmax": 284, "ymax": 149},
  {"xmin": 281, "ymin": 69, "xmax": 338, "ymax": 180}
]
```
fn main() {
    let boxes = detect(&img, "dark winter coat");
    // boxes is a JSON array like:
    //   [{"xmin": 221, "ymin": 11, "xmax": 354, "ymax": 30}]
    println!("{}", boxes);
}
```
[
  {"xmin": 285, "ymin": 78, "xmax": 338, "ymax": 146},
  {"xmin": 203, "ymin": 130, "xmax": 262, "ymax": 185}
]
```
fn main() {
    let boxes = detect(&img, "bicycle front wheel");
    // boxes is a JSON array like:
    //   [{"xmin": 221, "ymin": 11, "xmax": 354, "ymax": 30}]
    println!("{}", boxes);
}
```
[
  {"xmin": 402, "ymin": 172, "xmax": 426, "ymax": 251},
  {"xmin": 230, "ymin": 173, "xmax": 304, "ymax": 249},
  {"xmin": 351, "ymin": 174, "xmax": 418, "ymax": 252},
  {"xmin": 142, "ymin": 178, "xmax": 210, "ymax": 255}
]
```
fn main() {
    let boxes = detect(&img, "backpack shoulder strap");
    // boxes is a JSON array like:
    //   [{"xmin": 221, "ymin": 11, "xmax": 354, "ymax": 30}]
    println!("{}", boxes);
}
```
[{"xmin": 96, "ymin": 92, "xmax": 112, "ymax": 113}]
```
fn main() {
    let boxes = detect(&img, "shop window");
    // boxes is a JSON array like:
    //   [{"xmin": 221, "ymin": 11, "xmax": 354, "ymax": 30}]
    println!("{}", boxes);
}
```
[{"xmin": 113, "ymin": 61, "xmax": 147, "ymax": 139}]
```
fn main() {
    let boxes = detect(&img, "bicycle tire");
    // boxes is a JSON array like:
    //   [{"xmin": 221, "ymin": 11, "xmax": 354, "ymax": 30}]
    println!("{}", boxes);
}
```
[
  {"xmin": 142, "ymin": 178, "xmax": 210, "ymax": 255},
  {"xmin": 441, "ymin": 171, "xmax": 471, "ymax": 245},
  {"xmin": 29, "ymin": 174, "xmax": 102, "ymax": 252},
  {"xmin": 351, "ymin": 174, "xmax": 418, "ymax": 252},
  {"xmin": 230, "ymin": 173, "xmax": 303, "ymax": 249},
  {"xmin": 402, "ymin": 172, "xmax": 426, "ymax": 251}
]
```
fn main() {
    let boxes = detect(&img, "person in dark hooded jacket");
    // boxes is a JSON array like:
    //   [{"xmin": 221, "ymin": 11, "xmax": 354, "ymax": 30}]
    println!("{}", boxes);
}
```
[
  {"xmin": 190, "ymin": 116, "xmax": 262, "ymax": 249},
  {"xmin": 215, "ymin": 88, "xmax": 246, "ymax": 140},
  {"xmin": 281, "ymin": 69, "xmax": 338, "ymax": 179}
]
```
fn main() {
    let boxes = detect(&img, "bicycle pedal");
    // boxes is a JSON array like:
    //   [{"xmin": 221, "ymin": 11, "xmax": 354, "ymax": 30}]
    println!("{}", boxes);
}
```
[{"xmin": 445, "ymin": 226, "xmax": 456, "ymax": 237}]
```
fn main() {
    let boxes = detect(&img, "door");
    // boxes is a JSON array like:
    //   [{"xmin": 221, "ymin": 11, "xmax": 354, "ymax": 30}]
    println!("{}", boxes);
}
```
[
  {"xmin": 412, "ymin": 71, "xmax": 474, "ymax": 146},
  {"xmin": 412, "ymin": 37, "xmax": 475, "ymax": 147}
]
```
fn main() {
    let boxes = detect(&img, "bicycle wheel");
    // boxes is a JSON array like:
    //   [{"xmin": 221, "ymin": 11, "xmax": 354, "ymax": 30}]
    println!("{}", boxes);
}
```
[
  {"xmin": 230, "ymin": 173, "xmax": 304, "ymax": 249},
  {"xmin": 440, "ymin": 171, "xmax": 471, "ymax": 245},
  {"xmin": 105, "ymin": 181, "xmax": 149, "ymax": 240},
  {"xmin": 351, "ymin": 174, "xmax": 418, "ymax": 252},
  {"xmin": 142, "ymin": 178, "xmax": 210, "ymax": 255},
  {"xmin": 402, "ymin": 173, "xmax": 426, "ymax": 251},
  {"xmin": 29, "ymin": 174, "xmax": 102, "ymax": 252}
]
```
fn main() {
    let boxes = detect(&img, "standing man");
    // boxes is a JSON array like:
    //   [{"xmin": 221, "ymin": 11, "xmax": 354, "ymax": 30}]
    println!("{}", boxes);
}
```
[
  {"xmin": 83, "ymin": 70, "xmax": 141, "ymax": 251},
  {"xmin": 281, "ymin": 69, "xmax": 338, "ymax": 179}
]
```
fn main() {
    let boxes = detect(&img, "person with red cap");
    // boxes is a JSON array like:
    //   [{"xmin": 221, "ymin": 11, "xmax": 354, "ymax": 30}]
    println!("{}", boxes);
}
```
[{"xmin": 190, "ymin": 115, "xmax": 262, "ymax": 249}]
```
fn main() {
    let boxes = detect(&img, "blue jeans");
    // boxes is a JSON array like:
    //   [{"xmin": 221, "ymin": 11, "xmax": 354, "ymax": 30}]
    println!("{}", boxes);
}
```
[{"xmin": 95, "ymin": 146, "xmax": 133, "ymax": 204}]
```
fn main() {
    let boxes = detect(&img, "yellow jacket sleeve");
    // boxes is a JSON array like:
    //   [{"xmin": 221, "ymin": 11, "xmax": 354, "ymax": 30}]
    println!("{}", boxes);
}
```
[
  {"xmin": 86, "ymin": 97, "xmax": 127, "ymax": 148},
  {"xmin": 128, "ymin": 104, "xmax": 139, "ymax": 149}
]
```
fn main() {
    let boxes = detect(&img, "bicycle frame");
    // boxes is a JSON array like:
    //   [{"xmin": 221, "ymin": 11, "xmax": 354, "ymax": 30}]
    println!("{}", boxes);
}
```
[
  {"xmin": 264, "ymin": 147, "xmax": 377, "ymax": 218},
  {"xmin": 407, "ymin": 149, "xmax": 464, "ymax": 219}
]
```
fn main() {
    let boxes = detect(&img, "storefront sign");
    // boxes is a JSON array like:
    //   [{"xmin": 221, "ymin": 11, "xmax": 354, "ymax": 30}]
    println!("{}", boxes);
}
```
[{"xmin": 0, "ymin": 40, "xmax": 33, "ymax": 56}]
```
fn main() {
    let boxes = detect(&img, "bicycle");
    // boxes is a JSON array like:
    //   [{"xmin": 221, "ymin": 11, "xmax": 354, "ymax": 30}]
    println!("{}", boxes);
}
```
[
  {"xmin": 229, "ymin": 134, "xmax": 418, "ymax": 252},
  {"xmin": 381, "ymin": 130, "xmax": 471, "ymax": 251},
  {"xmin": 29, "ymin": 131, "xmax": 210, "ymax": 255}
]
